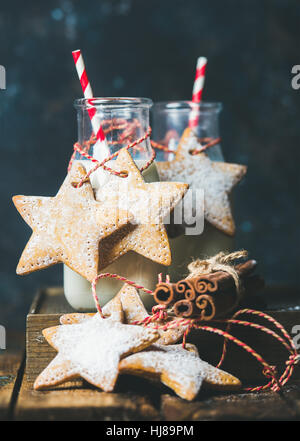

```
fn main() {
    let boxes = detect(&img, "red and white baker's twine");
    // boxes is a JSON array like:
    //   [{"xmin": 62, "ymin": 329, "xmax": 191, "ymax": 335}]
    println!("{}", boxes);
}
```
[
  {"xmin": 91, "ymin": 272, "xmax": 299, "ymax": 393},
  {"xmin": 68, "ymin": 126, "xmax": 154, "ymax": 186},
  {"xmin": 151, "ymin": 136, "xmax": 221, "ymax": 156},
  {"xmin": 91, "ymin": 273, "xmax": 153, "ymax": 318}
]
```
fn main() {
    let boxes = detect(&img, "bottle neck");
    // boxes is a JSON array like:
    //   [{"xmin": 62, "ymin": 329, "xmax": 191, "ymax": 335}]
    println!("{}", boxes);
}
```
[{"xmin": 76, "ymin": 98, "xmax": 153, "ymax": 161}]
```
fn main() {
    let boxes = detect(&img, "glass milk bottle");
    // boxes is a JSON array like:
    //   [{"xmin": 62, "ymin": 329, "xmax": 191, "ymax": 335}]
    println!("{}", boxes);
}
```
[
  {"xmin": 64, "ymin": 97, "xmax": 162, "ymax": 311},
  {"xmin": 151, "ymin": 101, "xmax": 234, "ymax": 281}
]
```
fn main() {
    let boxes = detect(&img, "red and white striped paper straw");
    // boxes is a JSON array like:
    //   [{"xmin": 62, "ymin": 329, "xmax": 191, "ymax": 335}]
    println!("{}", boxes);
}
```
[
  {"xmin": 72, "ymin": 49, "xmax": 109, "ymax": 183},
  {"xmin": 72, "ymin": 49, "xmax": 106, "ymax": 141},
  {"xmin": 188, "ymin": 56, "xmax": 207, "ymax": 129}
]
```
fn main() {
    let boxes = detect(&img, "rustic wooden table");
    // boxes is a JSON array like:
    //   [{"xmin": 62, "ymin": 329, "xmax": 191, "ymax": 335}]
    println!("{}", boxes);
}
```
[{"xmin": 1, "ymin": 286, "xmax": 300, "ymax": 421}]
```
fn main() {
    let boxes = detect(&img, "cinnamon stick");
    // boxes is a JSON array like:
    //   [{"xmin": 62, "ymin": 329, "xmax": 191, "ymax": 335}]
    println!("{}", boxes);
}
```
[
  {"xmin": 173, "ymin": 299, "xmax": 198, "ymax": 318},
  {"xmin": 153, "ymin": 282, "xmax": 181, "ymax": 305},
  {"xmin": 192, "ymin": 259, "xmax": 258, "ymax": 295},
  {"xmin": 168, "ymin": 260, "xmax": 263, "ymax": 320},
  {"xmin": 194, "ymin": 294, "xmax": 216, "ymax": 320},
  {"xmin": 176, "ymin": 279, "xmax": 196, "ymax": 301}
]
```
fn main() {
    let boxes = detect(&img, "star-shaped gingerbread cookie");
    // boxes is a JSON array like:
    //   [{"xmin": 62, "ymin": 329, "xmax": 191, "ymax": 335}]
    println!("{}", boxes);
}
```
[
  {"xmin": 34, "ymin": 307, "xmax": 159, "ymax": 392},
  {"xmin": 60, "ymin": 284, "xmax": 186, "ymax": 345},
  {"xmin": 13, "ymin": 163, "xmax": 130, "ymax": 282},
  {"xmin": 95, "ymin": 148, "xmax": 189, "ymax": 268},
  {"xmin": 58, "ymin": 288, "xmax": 241, "ymax": 400},
  {"xmin": 119, "ymin": 343, "xmax": 241, "ymax": 400},
  {"xmin": 157, "ymin": 128, "xmax": 247, "ymax": 235}
]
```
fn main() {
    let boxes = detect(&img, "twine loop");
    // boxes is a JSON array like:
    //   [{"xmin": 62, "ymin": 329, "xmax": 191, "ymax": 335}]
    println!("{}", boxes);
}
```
[
  {"xmin": 151, "ymin": 136, "xmax": 221, "ymax": 155},
  {"xmin": 68, "ymin": 126, "xmax": 154, "ymax": 187}
]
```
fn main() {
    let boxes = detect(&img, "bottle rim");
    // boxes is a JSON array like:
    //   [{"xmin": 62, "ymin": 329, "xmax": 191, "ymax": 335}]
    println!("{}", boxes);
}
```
[
  {"xmin": 153, "ymin": 100, "xmax": 222, "ymax": 112},
  {"xmin": 74, "ymin": 97, "xmax": 153, "ymax": 109}
]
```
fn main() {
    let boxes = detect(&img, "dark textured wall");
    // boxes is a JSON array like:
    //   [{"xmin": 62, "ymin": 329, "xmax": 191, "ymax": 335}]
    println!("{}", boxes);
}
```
[{"xmin": 1, "ymin": 0, "xmax": 300, "ymax": 329}]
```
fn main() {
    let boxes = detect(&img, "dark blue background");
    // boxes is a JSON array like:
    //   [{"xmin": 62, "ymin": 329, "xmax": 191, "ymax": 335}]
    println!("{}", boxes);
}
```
[{"xmin": 1, "ymin": 0, "xmax": 299, "ymax": 330}]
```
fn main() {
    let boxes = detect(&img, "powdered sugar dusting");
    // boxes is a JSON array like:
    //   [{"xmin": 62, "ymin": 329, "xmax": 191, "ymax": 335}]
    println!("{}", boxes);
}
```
[
  {"xmin": 35, "ymin": 313, "xmax": 159, "ymax": 392},
  {"xmin": 120, "ymin": 343, "xmax": 203, "ymax": 399},
  {"xmin": 120, "ymin": 343, "xmax": 241, "ymax": 399},
  {"xmin": 58, "ymin": 285, "xmax": 187, "ymax": 345},
  {"xmin": 93, "ymin": 148, "xmax": 188, "ymax": 268}
]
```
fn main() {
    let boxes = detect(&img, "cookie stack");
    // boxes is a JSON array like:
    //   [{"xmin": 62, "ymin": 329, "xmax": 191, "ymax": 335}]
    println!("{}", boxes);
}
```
[{"xmin": 34, "ymin": 284, "xmax": 241, "ymax": 401}]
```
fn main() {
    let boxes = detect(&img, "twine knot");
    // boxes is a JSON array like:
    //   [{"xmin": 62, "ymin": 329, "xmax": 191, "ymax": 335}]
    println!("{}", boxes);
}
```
[
  {"xmin": 152, "ymin": 304, "xmax": 168, "ymax": 321},
  {"xmin": 287, "ymin": 353, "xmax": 300, "ymax": 366},
  {"xmin": 187, "ymin": 250, "xmax": 248, "ymax": 306}
]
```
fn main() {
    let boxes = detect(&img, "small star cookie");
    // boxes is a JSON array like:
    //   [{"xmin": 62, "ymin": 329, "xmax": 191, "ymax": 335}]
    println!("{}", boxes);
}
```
[
  {"xmin": 157, "ymin": 128, "xmax": 247, "ymax": 236},
  {"xmin": 34, "ymin": 310, "xmax": 159, "ymax": 392},
  {"xmin": 119, "ymin": 343, "xmax": 241, "ymax": 401},
  {"xmin": 13, "ymin": 163, "xmax": 131, "ymax": 282},
  {"xmin": 95, "ymin": 148, "xmax": 189, "ymax": 268}
]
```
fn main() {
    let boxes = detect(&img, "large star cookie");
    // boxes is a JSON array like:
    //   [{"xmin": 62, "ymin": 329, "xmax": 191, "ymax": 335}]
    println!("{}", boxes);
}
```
[
  {"xmin": 157, "ymin": 128, "xmax": 247, "ymax": 236},
  {"xmin": 119, "ymin": 343, "xmax": 241, "ymax": 400},
  {"xmin": 13, "ymin": 163, "xmax": 130, "ymax": 282},
  {"xmin": 60, "ymin": 284, "xmax": 186, "ymax": 345},
  {"xmin": 34, "ymin": 308, "xmax": 159, "ymax": 392},
  {"xmin": 95, "ymin": 148, "xmax": 188, "ymax": 268}
]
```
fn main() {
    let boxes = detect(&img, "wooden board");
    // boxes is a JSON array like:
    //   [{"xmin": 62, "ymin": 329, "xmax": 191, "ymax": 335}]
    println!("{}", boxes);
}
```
[
  {"xmin": 26, "ymin": 287, "xmax": 73, "ymax": 384},
  {"xmin": 0, "ymin": 351, "xmax": 23, "ymax": 421},
  {"xmin": 15, "ymin": 369, "xmax": 300, "ymax": 421},
  {"xmin": 161, "ymin": 384, "xmax": 300, "ymax": 421},
  {"xmin": 15, "ymin": 374, "xmax": 161, "ymax": 421},
  {"xmin": 14, "ymin": 285, "xmax": 300, "ymax": 421}
]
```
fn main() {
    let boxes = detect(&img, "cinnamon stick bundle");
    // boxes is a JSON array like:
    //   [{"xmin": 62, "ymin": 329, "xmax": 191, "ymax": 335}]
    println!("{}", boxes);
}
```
[{"xmin": 153, "ymin": 259, "xmax": 264, "ymax": 320}]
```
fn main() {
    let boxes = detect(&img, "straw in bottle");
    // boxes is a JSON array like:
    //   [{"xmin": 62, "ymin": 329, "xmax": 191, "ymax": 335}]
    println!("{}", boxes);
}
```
[
  {"xmin": 72, "ymin": 49, "xmax": 110, "ymax": 186},
  {"xmin": 188, "ymin": 56, "xmax": 207, "ymax": 129}
]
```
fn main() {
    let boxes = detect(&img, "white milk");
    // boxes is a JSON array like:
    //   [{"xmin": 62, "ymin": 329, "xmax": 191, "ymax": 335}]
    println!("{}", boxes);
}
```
[
  {"xmin": 63, "ymin": 160, "xmax": 164, "ymax": 311},
  {"xmin": 168, "ymin": 223, "xmax": 234, "ymax": 282},
  {"xmin": 64, "ymin": 158, "xmax": 234, "ymax": 310}
]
